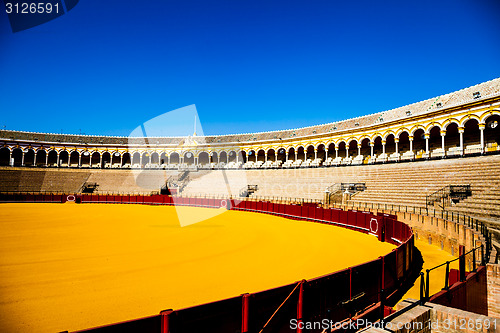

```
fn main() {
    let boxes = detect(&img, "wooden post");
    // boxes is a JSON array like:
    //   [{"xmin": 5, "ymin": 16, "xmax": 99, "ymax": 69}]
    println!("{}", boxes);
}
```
[
  {"xmin": 297, "ymin": 280, "xmax": 305, "ymax": 333},
  {"xmin": 160, "ymin": 309, "xmax": 173, "ymax": 333},
  {"xmin": 241, "ymin": 294, "xmax": 250, "ymax": 333},
  {"xmin": 459, "ymin": 245, "xmax": 466, "ymax": 282}
]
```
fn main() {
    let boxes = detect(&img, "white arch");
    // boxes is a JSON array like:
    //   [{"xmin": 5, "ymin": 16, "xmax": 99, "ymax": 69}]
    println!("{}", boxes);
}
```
[{"xmin": 459, "ymin": 114, "xmax": 481, "ymax": 127}]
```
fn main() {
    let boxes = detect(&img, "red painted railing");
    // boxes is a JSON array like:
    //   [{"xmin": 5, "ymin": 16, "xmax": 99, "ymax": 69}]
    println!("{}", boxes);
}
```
[{"xmin": 0, "ymin": 193, "xmax": 417, "ymax": 333}]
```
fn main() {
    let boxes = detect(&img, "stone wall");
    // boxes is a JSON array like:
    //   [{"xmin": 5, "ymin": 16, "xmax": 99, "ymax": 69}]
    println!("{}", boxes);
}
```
[{"xmin": 487, "ymin": 264, "xmax": 500, "ymax": 318}]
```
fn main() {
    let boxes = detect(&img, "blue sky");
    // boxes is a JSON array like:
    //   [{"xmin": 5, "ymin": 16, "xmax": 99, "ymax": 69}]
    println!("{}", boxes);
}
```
[{"xmin": 1, "ymin": 0, "xmax": 500, "ymax": 136}]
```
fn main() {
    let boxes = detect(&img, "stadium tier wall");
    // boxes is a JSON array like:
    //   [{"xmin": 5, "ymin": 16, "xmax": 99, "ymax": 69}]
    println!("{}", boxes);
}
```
[
  {"xmin": 2, "ymin": 154, "xmax": 499, "ymax": 223},
  {"xmin": 0, "ymin": 79, "xmax": 499, "ymax": 171}
]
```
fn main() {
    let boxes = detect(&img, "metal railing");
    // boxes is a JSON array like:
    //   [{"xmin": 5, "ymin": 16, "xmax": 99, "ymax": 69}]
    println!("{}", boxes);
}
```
[
  {"xmin": 326, "ymin": 183, "xmax": 341, "ymax": 193},
  {"xmin": 325, "ymin": 183, "xmax": 366, "ymax": 205},
  {"xmin": 327, "ymin": 200, "xmax": 493, "ymax": 265},
  {"xmin": 178, "ymin": 170, "xmax": 190, "ymax": 181},
  {"xmin": 425, "ymin": 184, "xmax": 471, "ymax": 209},
  {"xmin": 166, "ymin": 173, "xmax": 190, "ymax": 192},
  {"xmin": 419, "ymin": 244, "xmax": 484, "ymax": 302},
  {"xmin": 176, "ymin": 192, "xmax": 322, "ymax": 205},
  {"xmin": 80, "ymin": 182, "xmax": 99, "ymax": 194},
  {"xmin": 239, "ymin": 185, "xmax": 258, "ymax": 198},
  {"xmin": 340, "ymin": 182, "xmax": 366, "ymax": 193}
]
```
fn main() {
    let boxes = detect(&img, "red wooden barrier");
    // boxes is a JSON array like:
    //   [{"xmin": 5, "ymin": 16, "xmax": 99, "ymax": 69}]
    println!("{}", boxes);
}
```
[
  {"xmin": 297, "ymin": 281, "xmax": 304, "ymax": 333},
  {"xmin": 279, "ymin": 203, "xmax": 285, "ymax": 215},
  {"xmin": 241, "ymin": 294, "xmax": 250, "ymax": 333},
  {"xmin": 339, "ymin": 210, "xmax": 347, "ymax": 225},
  {"xmin": 331, "ymin": 208, "xmax": 341, "ymax": 223},
  {"xmin": 0, "ymin": 193, "xmax": 419, "ymax": 333},
  {"xmin": 315, "ymin": 206, "xmax": 323, "ymax": 221},
  {"xmin": 160, "ymin": 310, "xmax": 172, "ymax": 333},
  {"xmin": 396, "ymin": 247, "xmax": 404, "ymax": 280},
  {"xmin": 430, "ymin": 266, "xmax": 487, "ymax": 315}
]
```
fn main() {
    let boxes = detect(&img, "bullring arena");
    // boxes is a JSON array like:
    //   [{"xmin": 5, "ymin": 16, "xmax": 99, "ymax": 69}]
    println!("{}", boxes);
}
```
[{"xmin": 1, "ymin": 78, "xmax": 500, "ymax": 332}]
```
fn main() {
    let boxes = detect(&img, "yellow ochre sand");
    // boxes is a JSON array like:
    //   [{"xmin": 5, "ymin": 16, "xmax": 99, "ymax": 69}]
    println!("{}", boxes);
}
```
[
  {"xmin": 0, "ymin": 203, "xmax": 457, "ymax": 333},
  {"xmin": 0, "ymin": 203, "xmax": 394, "ymax": 333}
]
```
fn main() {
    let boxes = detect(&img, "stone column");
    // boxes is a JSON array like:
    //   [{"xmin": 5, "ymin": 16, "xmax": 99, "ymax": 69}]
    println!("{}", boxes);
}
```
[
  {"xmin": 479, "ymin": 124, "xmax": 485, "ymax": 154},
  {"xmin": 459, "ymin": 127, "xmax": 464, "ymax": 155},
  {"xmin": 425, "ymin": 133, "xmax": 430, "ymax": 154},
  {"xmin": 441, "ymin": 130, "xmax": 446, "ymax": 156}
]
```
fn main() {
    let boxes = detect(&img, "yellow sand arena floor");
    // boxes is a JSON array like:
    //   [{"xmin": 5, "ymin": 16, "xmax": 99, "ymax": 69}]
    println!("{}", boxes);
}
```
[
  {"xmin": 0, "ymin": 203, "xmax": 396, "ymax": 333},
  {"xmin": 399, "ymin": 239, "xmax": 459, "ymax": 302}
]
